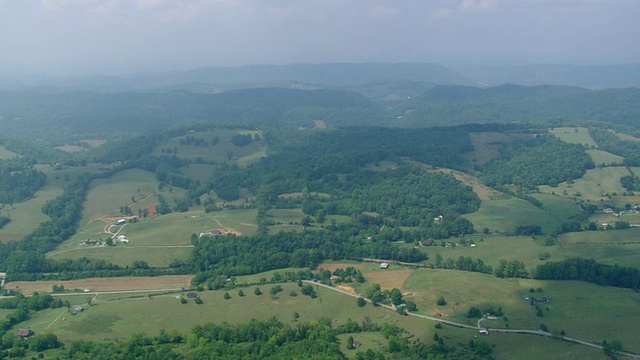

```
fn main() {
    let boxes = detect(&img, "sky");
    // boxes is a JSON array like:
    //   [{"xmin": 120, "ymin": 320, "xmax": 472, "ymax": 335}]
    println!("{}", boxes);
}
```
[{"xmin": 0, "ymin": 0, "xmax": 639, "ymax": 76}]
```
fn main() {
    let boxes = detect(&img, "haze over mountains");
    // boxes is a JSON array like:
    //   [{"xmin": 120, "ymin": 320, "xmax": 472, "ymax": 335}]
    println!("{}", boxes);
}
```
[
  {"xmin": 1, "ymin": 62, "xmax": 640, "ymax": 140},
  {"xmin": 2, "ymin": 63, "xmax": 640, "ymax": 93}
]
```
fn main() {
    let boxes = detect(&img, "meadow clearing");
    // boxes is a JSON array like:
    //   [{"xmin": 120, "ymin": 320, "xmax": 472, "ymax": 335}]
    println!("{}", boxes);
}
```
[
  {"xmin": 150, "ymin": 129, "xmax": 267, "ymax": 166},
  {"xmin": 550, "ymin": 127, "xmax": 598, "ymax": 147},
  {"xmin": 463, "ymin": 197, "xmax": 562, "ymax": 234}
]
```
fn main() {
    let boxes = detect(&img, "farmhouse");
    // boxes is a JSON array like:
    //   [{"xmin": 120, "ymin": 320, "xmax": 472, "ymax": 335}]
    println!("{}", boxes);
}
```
[
  {"xmin": 116, "ymin": 219, "xmax": 126, "ymax": 225},
  {"xmin": 380, "ymin": 262, "xmax": 390, "ymax": 269},
  {"xmin": 478, "ymin": 329, "xmax": 488, "ymax": 335}
]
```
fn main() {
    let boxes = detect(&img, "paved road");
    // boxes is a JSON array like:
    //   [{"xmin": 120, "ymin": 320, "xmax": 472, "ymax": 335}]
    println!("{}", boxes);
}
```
[{"xmin": 305, "ymin": 280, "xmax": 640, "ymax": 359}]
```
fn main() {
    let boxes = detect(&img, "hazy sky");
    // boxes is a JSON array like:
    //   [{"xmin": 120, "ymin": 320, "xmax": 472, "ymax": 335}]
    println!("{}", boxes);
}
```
[{"xmin": 1, "ymin": 0, "xmax": 638, "ymax": 75}]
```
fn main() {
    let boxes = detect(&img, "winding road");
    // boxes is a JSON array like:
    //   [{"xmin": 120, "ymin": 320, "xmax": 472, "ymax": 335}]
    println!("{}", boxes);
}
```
[{"xmin": 304, "ymin": 280, "xmax": 640, "ymax": 359}]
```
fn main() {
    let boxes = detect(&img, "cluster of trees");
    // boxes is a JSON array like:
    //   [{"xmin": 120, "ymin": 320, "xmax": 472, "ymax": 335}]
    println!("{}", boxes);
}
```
[
  {"xmin": 191, "ymin": 228, "xmax": 427, "ymax": 285},
  {"xmin": 434, "ymin": 254, "xmax": 493, "ymax": 274},
  {"xmin": 533, "ymin": 258, "xmax": 640, "ymax": 289},
  {"xmin": 179, "ymin": 135, "xmax": 218, "ymax": 147},
  {"xmin": 589, "ymin": 128, "xmax": 640, "ymax": 165},
  {"xmin": 0, "ymin": 216, "xmax": 9, "ymax": 229},
  {"xmin": 0, "ymin": 160, "xmax": 46, "ymax": 205},
  {"xmin": 482, "ymin": 135, "xmax": 594, "ymax": 189}
]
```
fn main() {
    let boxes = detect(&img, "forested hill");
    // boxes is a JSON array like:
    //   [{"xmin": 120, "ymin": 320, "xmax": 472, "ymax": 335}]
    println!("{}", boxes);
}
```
[
  {"xmin": 394, "ymin": 84, "xmax": 640, "ymax": 127},
  {"xmin": 0, "ymin": 88, "xmax": 383, "ymax": 139}
]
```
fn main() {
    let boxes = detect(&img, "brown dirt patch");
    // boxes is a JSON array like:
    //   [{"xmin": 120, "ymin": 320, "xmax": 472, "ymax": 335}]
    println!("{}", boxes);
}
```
[
  {"xmin": 337, "ymin": 285, "xmax": 357, "ymax": 294},
  {"xmin": 364, "ymin": 269, "xmax": 413, "ymax": 290},
  {"xmin": 316, "ymin": 262, "xmax": 365, "ymax": 273},
  {"xmin": 4, "ymin": 275, "xmax": 193, "ymax": 295}
]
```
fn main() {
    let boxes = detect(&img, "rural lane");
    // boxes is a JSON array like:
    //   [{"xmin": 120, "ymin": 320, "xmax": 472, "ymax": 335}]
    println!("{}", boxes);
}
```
[{"xmin": 305, "ymin": 281, "xmax": 640, "ymax": 359}]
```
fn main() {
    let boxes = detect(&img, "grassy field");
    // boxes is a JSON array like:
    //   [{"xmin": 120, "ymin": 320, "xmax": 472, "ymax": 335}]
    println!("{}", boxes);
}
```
[
  {"xmin": 550, "ymin": 127, "xmax": 598, "ymax": 147},
  {"xmin": 464, "ymin": 132, "xmax": 514, "ymax": 165},
  {"xmin": 79, "ymin": 168, "xmax": 166, "ymax": 222},
  {"xmin": 18, "ymin": 284, "xmax": 426, "ymax": 343},
  {"xmin": 587, "ymin": 149, "xmax": 624, "ymax": 166},
  {"xmin": 516, "ymin": 279, "xmax": 640, "ymax": 353},
  {"xmin": 15, "ymin": 279, "xmax": 610, "ymax": 359},
  {"xmin": 532, "ymin": 193, "xmax": 583, "ymax": 223},
  {"xmin": 428, "ymin": 167, "xmax": 506, "ymax": 201},
  {"xmin": 463, "ymin": 197, "xmax": 561, "ymax": 234},
  {"xmin": 419, "ymin": 235, "xmax": 545, "ymax": 269},
  {"xmin": 3, "ymin": 275, "xmax": 193, "ymax": 295},
  {"xmin": 151, "ymin": 129, "xmax": 267, "ymax": 166},
  {"xmin": 539, "ymin": 167, "xmax": 630, "ymax": 202},
  {"xmin": 614, "ymin": 132, "xmax": 640, "ymax": 142},
  {"xmin": 50, "ymin": 208, "xmax": 257, "ymax": 266},
  {"xmin": 0, "ymin": 145, "xmax": 17, "ymax": 159},
  {"xmin": 47, "ymin": 245, "xmax": 193, "ymax": 267},
  {"xmin": 401, "ymin": 269, "xmax": 537, "ymax": 329},
  {"xmin": 180, "ymin": 163, "xmax": 216, "ymax": 183},
  {"xmin": 0, "ymin": 165, "xmax": 86, "ymax": 241}
]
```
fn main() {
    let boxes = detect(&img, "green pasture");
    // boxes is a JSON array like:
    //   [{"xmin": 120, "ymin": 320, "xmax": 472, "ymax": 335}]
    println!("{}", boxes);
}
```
[
  {"xmin": 587, "ymin": 149, "xmax": 624, "ymax": 166},
  {"xmin": 47, "ymin": 245, "xmax": 193, "ymax": 267},
  {"xmin": 80, "ymin": 168, "xmax": 166, "ymax": 221},
  {"xmin": 486, "ymin": 331, "xmax": 608, "ymax": 360},
  {"xmin": 463, "ymin": 197, "xmax": 561, "ymax": 234},
  {"xmin": 19, "ymin": 283, "xmax": 425, "ymax": 343},
  {"xmin": 180, "ymin": 163, "xmax": 216, "ymax": 183},
  {"xmin": 267, "ymin": 208, "xmax": 306, "ymax": 224},
  {"xmin": 531, "ymin": 193, "xmax": 582, "ymax": 223},
  {"xmin": 465, "ymin": 132, "xmax": 513, "ymax": 165},
  {"xmin": 0, "ymin": 145, "xmax": 17, "ymax": 159},
  {"xmin": 516, "ymin": 279, "xmax": 640, "ymax": 353},
  {"xmin": 419, "ymin": 235, "xmax": 547, "ymax": 270},
  {"xmin": 337, "ymin": 332, "xmax": 387, "ymax": 358},
  {"xmin": 0, "ymin": 169, "xmax": 70, "ymax": 241},
  {"xmin": 560, "ymin": 228, "xmax": 640, "ymax": 245},
  {"xmin": 419, "ymin": 229, "xmax": 640, "ymax": 272},
  {"xmin": 550, "ymin": 127, "xmax": 598, "ymax": 147},
  {"xmin": 553, "ymin": 242, "xmax": 640, "ymax": 269},
  {"xmin": 14, "ymin": 272, "xmax": 621, "ymax": 359},
  {"xmin": 401, "ymin": 269, "xmax": 537, "ymax": 330},
  {"xmin": 234, "ymin": 268, "xmax": 309, "ymax": 284},
  {"xmin": 538, "ymin": 166, "xmax": 630, "ymax": 201},
  {"xmin": 614, "ymin": 132, "xmax": 640, "ymax": 142},
  {"xmin": 51, "ymin": 208, "xmax": 257, "ymax": 264},
  {"xmin": 151, "ymin": 129, "xmax": 266, "ymax": 166}
]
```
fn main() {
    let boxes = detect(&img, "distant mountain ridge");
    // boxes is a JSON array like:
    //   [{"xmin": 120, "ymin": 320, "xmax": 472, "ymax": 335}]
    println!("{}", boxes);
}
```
[
  {"xmin": 394, "ymin": 84, "xmax": 640, "ymax": 127},
  {"xmin": 2, "ymin": 62, "xmax": 640, "ymax": 93},
  {"xmin": 0, "ymin": 63, "xmax": 471, "ymax": 93},
  {"xmin": 454, "ymin": 63, "xmax": 640, "ymax": 89}
]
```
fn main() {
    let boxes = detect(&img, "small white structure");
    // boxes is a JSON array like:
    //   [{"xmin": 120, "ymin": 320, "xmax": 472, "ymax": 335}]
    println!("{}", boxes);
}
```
[
  {"xmin": 380, "ymin": 262, "xmax": 390, "ymax": 269},
  {"xmin": 116, "ymin": 219, "xmax": 126, "ymax": 225},
  {"xmin": 479, "ymin": 329, "xmax": 488, "ymax": 335},
  {"xmin": 113, "ymin": 235, "xmax": 129, "ymax": 243}
]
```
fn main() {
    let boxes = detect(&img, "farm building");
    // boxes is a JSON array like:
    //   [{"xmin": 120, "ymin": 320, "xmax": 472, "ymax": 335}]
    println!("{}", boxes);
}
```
[
  {"xmin": 113, "ymin": 235, "xmax": 129, "ymax": 243},
  {"xmin": 479, "ymin": 329, "xmax": 488, "ymax": 335},
  {"xmin": 116, "ymin": 219, "xmax": 126, "ymax": 225},
  {"xmin": 380, "ymin": 262, "xmax": 390, "ymax": 269},
  {"xmin": 16, "ymin": 329, "xmax": 33, "ymax": 338}
]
